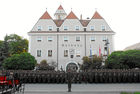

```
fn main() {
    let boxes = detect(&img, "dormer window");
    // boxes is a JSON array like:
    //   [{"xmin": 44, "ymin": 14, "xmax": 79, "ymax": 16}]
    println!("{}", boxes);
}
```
[
  {"xmin": 90, "ymin": 26, "xmax": 94, "ymax": 31},
  {"xmin": 64, "ymin": 26, "xmax": 68, "ymax": 30},
  {"xmin": 75, "ymin": 26, "xmax": 80, "ymax": 30},
  {"xmin": 48, "ymin": 26, "xmax": 53, "ymax": 31},
  {"xmin": 101, "ymin": 25, "xmax": 105, "ymax": 31},
  {"xmin": 37, "ymin": 26, "xmax": 41, "ymax": 31}
]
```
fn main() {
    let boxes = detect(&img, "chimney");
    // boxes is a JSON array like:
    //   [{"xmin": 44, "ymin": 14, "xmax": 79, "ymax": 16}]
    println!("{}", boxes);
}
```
[{"xmin": 80, "ymin": 14, "xmax": 82, "ymax": 20}]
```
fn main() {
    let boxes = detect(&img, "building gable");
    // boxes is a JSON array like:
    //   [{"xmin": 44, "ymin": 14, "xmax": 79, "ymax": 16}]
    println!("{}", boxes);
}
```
[{"xmin": 86, "ymin": 11, "xmax": 112, "ymax": 31}]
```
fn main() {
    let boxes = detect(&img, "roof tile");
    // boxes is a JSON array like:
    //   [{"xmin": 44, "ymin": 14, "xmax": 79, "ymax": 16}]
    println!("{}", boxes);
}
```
[
  {"xmin": 58, "ymin": 5, "xmax": 64, "ymax": 10},
  {"xmin": 40, "ymin": 11, "xmax": 52, "ymax": 19},
  {"xmin": 53, "ymin": 20, "xmax": 64, "ymax": 27},
  {"xmin": 92, "ymin": 11, "xmax": 103, "ymax": 19},
  {"xmin": 66, "ymin": 11, "xmax": 78, "ymax": 19}
]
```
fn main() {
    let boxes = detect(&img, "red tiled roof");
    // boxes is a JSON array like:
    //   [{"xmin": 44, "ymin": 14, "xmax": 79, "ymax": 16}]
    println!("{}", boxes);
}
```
[
  {"xmin": 92, "ymin": 11, "xmax": 103, "ymax": 19},
  {"xmin": 58, "ymin": 5, "xmax": 64, "ymax": 10},
  {"xmin": 66, "ymin": 11, "xmax": 78, "ymax": 19},
  {"xmin": 80, "ymin": 20, "xmax": 90, "ymax": 27},
  {"xmin": 53, "ymin": 20, "xmax": 64, "ymax": 27},
  {"xmin": 40, "ymin": 11, "xmax": 52, "ymax": 19}
]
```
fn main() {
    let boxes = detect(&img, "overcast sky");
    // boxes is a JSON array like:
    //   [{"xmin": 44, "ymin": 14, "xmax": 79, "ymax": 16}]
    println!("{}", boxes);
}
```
[{"xmin": 0, "ymin": 0, "xmax": 140, "ymax": 51}]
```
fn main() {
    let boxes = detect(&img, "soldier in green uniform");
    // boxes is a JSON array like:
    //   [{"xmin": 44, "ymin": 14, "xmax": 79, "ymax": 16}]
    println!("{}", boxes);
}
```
[{"xmin": 67, "ymin": 71, "xmax": 72, "ymax": 92}]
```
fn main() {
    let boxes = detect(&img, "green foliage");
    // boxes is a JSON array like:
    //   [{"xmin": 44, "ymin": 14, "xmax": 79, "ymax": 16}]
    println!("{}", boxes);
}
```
[
  {"xmin": 5, "ymin": 34, "xmax": 28, "ymax": 55},
  {"xmin": 37, "ymin": 60, "xmax": 55, "ymax": 70},
  {"xmin": 3, "ymin": 52, "xmax": 37, "ymax": 70},
  {"xmin": 106, "ymin": 50, "xmax": 140, "ymax": 69},
  {"xmin": 134, "ymin": 92, "xmax": 140, "ymax": 94},
  {"xmin": 81, "ymin": 55, "xmax": 103, "ymax": 70},
  {"xmin": 0, "ymin": 34, "xmax": 29, "ymax": 69},
  {"xmin": 0, "ymin": 38, "xmax": 9, "ymax": 68},
  {"xmin": 121, "ymin": 92, "xmax": 132, "ymax": 94},
  {"xmin": 121, "ymin": 92, "xmax": 140, "ymax": 94}
]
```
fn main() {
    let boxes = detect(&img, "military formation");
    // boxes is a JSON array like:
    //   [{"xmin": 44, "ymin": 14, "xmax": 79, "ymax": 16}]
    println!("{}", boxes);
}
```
[{"xmin": 1, "ymin": 69, "xmax": 140, "ymax": 83}]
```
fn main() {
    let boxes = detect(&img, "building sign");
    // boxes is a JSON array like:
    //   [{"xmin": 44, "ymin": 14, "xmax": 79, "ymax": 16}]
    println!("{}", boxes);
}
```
[
  {"xmin": 69, "ymin": 49, "xmax": 75, "ymax": 55},
  {"xmin": 61, "ymin": 44, "xmax": 82, "ymax": 47}
]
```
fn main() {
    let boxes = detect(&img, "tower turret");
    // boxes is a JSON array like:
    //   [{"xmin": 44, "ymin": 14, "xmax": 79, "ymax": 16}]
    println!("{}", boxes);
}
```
[{"xmin": 54, "ymin": 5, "xmax": 67, "ymax": 20}]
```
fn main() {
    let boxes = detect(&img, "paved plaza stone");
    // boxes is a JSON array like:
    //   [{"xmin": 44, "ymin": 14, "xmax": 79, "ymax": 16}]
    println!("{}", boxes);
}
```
[{"xmin": 24, "ymin": 83, "xmax": 140, "ymax": 94}]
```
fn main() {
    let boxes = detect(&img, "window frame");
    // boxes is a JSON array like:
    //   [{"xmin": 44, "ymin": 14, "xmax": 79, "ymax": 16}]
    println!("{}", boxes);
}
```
[
  {"xmin": 48, "ymin": 36, "xmax": 53, "ymax": 42},
  {"xmin": 64, "ymin": 36, "xmax": 68, "ymax": 42},
  {"xmin": 64, "ymin": 26, "xmax": 68, "ymax": 31},
  {"xmin": 90, "ymin": 26, "xmax": 94, "ymax": 31},
  {"xmin": 91, "ymin": 36, "xmax": 95, "ymax": 41},
  {"xmin": 76, "ymin": 36, "xmax": 80, "ymax": 41},
  {"xmin": 101, "ymin": 25, "xmax": 106, "ymax": 31},
  {"xmin": 75, "ymin": 26, "xmax": 80, "ymax": 30},
  {"xmin": 48, "ymin": 26, "xmax": 53, "ymax": 31},
  {"xmin": 37, "ymin": 36, "xmax": 42, "ymax": 42},
  {"xmin": 64, "ymin": 50, "xmax": 68, "ymax": 57},
  {"xmin": 37, "ymin": 26, "xmax": 42, "ymax": 31},
  {"xmin": 37, "ymin": 50, "xmax": 41, "ymax": 57},
  {"xmin": 48, "ymin": 50, "xmax": 52, "ymax": 57},
  {"xmin": 76, "ymin": 50, "xmax": 80, "ymax": 57},
  {"xmin": 102, "ymin": 36, "xmax": 107, "ymax": 41}
]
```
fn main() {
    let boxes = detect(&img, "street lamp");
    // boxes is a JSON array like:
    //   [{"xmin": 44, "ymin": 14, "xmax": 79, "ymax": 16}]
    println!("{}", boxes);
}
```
[{"xmin": 104, "ymin": 39, "xmax": 109, "ymax": 57}]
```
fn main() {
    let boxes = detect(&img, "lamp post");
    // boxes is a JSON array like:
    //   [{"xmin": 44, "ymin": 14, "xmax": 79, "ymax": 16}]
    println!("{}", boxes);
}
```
[
  {"xmin": 103, "ymin": 39, "xmax": 110, "ymax": 66},
  {"xmin": 105, "ymin": 39, "xmax": 110, "ymax": 56}
]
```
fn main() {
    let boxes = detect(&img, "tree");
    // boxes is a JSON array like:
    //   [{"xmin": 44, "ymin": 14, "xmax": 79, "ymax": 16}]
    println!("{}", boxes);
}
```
[
  {"xmin": 0, "ymin": 36, "xmax": 10, "ymax": 68},
  {"xmin": 37, "ymin": 60, "xmax": 55, "ymax": 70},
  {"xmin": 105, "ymin": 50, "xmax": 140, "ymax": 69},
  {"xmin": 81, "ymin": 55, "xmax": 103, "ymax": 70},
  {"xmin": 0, "ymin": 40, "xmax": 4, "ymax": 68},
  {"xmin": 105, "ymin": 51, "xmax": 124, "ymax": 69},
  {"xmin": 2, "ymin": 52, "xmax": 37, "ymax": 70},
  {"xmin": 5, "ymin": 34, "xmax": 28, "ymax": 55}
]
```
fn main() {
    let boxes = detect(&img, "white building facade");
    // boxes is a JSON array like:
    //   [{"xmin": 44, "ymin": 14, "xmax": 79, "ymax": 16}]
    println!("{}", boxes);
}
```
[{"xmin": 28, "ymin": 5, "xmax": 115, "ymax": 71}]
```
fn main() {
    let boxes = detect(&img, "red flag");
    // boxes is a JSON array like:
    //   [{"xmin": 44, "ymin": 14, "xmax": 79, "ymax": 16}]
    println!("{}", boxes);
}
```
[{"xmin": 99, "ymin": 46, "xmax": 101, "ymax": 56}]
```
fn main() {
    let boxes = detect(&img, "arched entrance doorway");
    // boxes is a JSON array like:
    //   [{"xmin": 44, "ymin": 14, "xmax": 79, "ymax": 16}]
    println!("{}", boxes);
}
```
[{"xmin": 66, "ymin": 62, "xmax": 78, "ymax": 72}]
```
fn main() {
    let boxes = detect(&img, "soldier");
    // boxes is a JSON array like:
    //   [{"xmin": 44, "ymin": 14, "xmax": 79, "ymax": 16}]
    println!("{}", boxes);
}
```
[{"xmin": 67, "ymin": 71, "xmax": 72, "ymax": 92}]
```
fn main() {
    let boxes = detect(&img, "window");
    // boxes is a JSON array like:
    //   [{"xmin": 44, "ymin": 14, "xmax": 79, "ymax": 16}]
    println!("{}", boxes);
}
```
[
  {"xmin": 91, "ymin": 36, "xmax": 95, "ymax": 41},
  {"xmin": 64, "ymin": 50, "xmax": 68, "ymax": 57},
  {"xmin": 75, "ymin": 26, "xmax": 80, "ymax": 30},
  {"xmin": 76, "ymin": 50, "xmax": 80, "ymax": 57},
  {"xmin": 48, "ymin": 26, "xmax": 53, "ymax": 31},
  {"xmin": 90, "ymin": 26, "xmax": 94, "ymax": 31},
  {"xmin": 102, "ymin": 36, "xmax": 107, "ymax": 41},
  {"xmin": 37, "ymin": 50, "xmax": 41, "ymax": 57},
  {"xmin": 37, "ymin": 37, "xmax": 42, "ymax": 42},
  {"xmin": 70, "ymin": 55, "xmax": 74, "ymax": 58},
  {"xmin": 64, "ymin": 26, "xmax": 68, "ymax": 30},
  {"xmin": 64, "ymin": 36, "xmax": 68, "ymax": 42},
  {"xmin": 101, "ymin": 25, "xmax": 105, "ymax": 31},
  {"xmin": 37, "ymin": 26, "xmax": 41, "ymax": 31},
  {"xmin": 76, "ymin": 36, "xmax": 80, "ymax": 41},
  {"xmin": 48, "ymin": 50, "xmax": 52, "ymax": 57},
  {"xmin": 48, "ymin": 37, "xmax": 52, "ymax": 41}
]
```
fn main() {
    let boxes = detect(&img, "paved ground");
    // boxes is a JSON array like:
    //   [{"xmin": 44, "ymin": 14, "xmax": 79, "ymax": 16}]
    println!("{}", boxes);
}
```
[{"xmin": 23, "ymin": 83, "xmax": 140, "ymax": 94}]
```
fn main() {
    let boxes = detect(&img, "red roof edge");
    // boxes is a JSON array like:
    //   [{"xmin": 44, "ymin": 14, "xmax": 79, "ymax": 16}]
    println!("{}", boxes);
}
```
[
  {"xmin": 40, "ymin": 11, "xmax": 52, "ymax": 19},
  {"xmin": 58, "ymin": 5, "xmax": 64, "ymax": 10},
  {"xmin": 66, "ymin": 11, "xmax": 78, "ymax": 19},
  {"xmin": 92, "ymin": 11, "xmax": 103, "ymax": 19}
]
